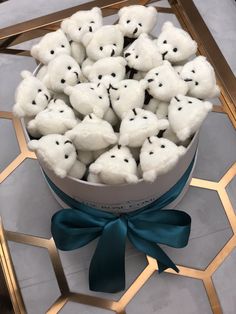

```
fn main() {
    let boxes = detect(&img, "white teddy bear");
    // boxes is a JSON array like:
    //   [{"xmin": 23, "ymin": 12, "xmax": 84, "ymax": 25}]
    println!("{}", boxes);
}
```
[
  {"xmin": 88, "ymin": 145, "xmax": 139, "ymax": 185},
  {"xmin": 31, "ymin": 29, "xmax": 71, "ymax": 64},
  {"xmin": 83, "ymin": 57, "xmax": 127, "ymax": 89},
  {"xmin": 65, "ymin": 82, "xmax": 109, "ymax": 118},
  {"xmin": 118, "ymin": 5, "xmax": 158, "ymax": 38},
  {"xmin": 66, "ymin": 113, "xmax": 118, "ymax": 151},
  {"xmin": 119, "ymin": 108, "xmax": 169, "ymax": 147},
  {"xmin": 145, "ymin": 61, "xmax": 188, "ymax": 102},
  {"xmin": 109, "ymin": 79, "xmax": 147, "ymax": 118},
  {"xmin": 124, "ymin": 34, "xmax": 162, "ymax": 72},
  {"xmin": 168, "ymin": 95, "xmax": 213, "ymax": 141},
  {"xmin": 71, "ymin": 41, "xmax": 86, "ymax": 65},
  {"xmin": 140, "ymin": 136, "xmax": 186, "ymax": 182},
  {"xmin": 13, "ymin": 71, "xmax": 51, "ymax": 118},
  {"xmin": 27, "ymin": 99, "xmax": 78, "ymax": 136},
  {"xmin": 155, "ymin": 101, "xmax": 169, "ymax": 119},
  {"xmin": 43, "ymin": 54, "xmax": 81, "ymax": 93},
  {"xmin": 155, "ymin": 21, "xmax": 197, "ymax": 63},
  {"xmin": 61, "ymin": 7, "xmax": 103, "ymax": 43},
  {"xmin": 82, "ymin": 25, "xmax": 124, "ymax": 61},
  {"xmin": 28, "ymin": 134, "xmax": 86, "ymax": 179},
  {"xmin": 180, "ymin": 56, "xmax": 220, "ymax": 99}
]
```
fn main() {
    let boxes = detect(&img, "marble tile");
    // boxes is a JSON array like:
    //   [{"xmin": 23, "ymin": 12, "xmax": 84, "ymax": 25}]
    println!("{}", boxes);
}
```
[{"xmin": 212, "ymin": 248, "xmax": 236, "ymax": 314}]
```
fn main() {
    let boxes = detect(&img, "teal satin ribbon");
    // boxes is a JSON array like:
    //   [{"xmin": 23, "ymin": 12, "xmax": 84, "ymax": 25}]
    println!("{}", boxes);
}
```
[{"xmin": 49, "ymin": 158, "xmax": 194, "ymax": 293}]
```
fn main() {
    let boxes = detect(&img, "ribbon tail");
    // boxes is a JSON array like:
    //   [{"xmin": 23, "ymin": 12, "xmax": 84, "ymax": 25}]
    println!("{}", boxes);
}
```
[
  {"xmin": 89, "ymin": 217, "xmax": 127, "ymax": 293},
  {"xmin": 128, "ymin": 231, "xmax": 179, "ymax": 273}
]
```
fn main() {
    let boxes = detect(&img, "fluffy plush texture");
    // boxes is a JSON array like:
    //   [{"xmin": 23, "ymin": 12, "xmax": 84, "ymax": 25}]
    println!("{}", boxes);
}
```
[
  {"xmin": 83, "ymin": 57, "xmax": 127, "ymax": 89},
  {"xmin": 155, "ymin": 21, "xmax": 197, "ymax": 63},
  {"xmin": 13, "ymin": 71, "xmax": 51, "ymax": 118},
  {"xmin": 66, "ymin": 114, "xmax": 118, "ymax": 151},
  {"xmin": 77, "ymin": 149, "xmax": 106, "ymax": 165},
  {"xmin": 61, "ymin": 7, "xmax": 103, "ymax": 43},
  {"xmin": 103, "ymin": 107, "xmax": 119, "ymax": 126},
  {"xmin": 119, "ymin": 108, "xmax": 169, "ymax": 147},
  {"xmin": 168, "ymin": 95, "xmax": 212, "ymax": 141},
  {"xmin": 109, "ymin": 79, "xmax": 147, "ymax": 118},
  {"xmin": 31, "ymin": 30, "xmax": 71, "ymax": 64},
  {"xmin": 82, "ymin": 25, "xmax": 124, "ymax": 61},
  {"xmin": 155, "ymin": 101, "xmax": 169, "ymax": 119},
  {"xmin": 89, "ymin": 145, "xmax": 138, "ymax": 184},
  {"xmin": 43, "ymin": 55, "xmax": 81, "ymax": 93},
  {"xmin": 124, "ymin": 34, "xmax": 162, "ymax": 72},
  {"xmin": 118, "ymin": 5, "xmax": 158, "ymax": 38},
  {"xmin": 71, "ymin": 41, "xmax": 86, "ymax": 65},
  {"xmin": 145, "ymin": 61, "xmax": 188, "ymax": 101},
  {"xmin": 27, "ymin": 99, "xmax": 78, "ymax": 136},
  {"xmin": 140, "ymin": 136, "xmax": 186, "ymax": 182},
  {"xmin": 65, "ymin": 82, "xmax": 109, "ymax": 118},
  {"xmin": 180, "ymin": 56, "xmax": 220, "ymax": 99},
  {"xmin": 28, "ymin": 134, "xmax": 85, "ymax": 178}
]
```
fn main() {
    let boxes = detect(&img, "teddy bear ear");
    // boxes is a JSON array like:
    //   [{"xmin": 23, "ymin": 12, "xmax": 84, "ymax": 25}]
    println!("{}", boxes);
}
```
[
  {"xmin": 82, "ymin": 32, "xmax": 93, "ymax": 47},
  {"xmin": 189, "ymin": 40, "xmax": 198, "ymax": 54},
  {"xmin": 125, "ymin": 173, "xmax": 139, "ymax": 184},
  {"xmin": 139, "ymin": 79, "xmax": 148, "ymax": 89},
  {"xmin": 60, "ymin": 19, "xmax": 71, "ymax": 33},
  {"xmin": 42, "ymin": 74, "xmax": 50, "ymax": 88},
  {"xmin": 65, "ymin": 130, "xmax": 75, "ymax": 140},
  {"xmin": 21, "ymin": 70, "xmax": 32, "ymax": 79},
  {"xmin": 103, "ymin": 133, "xmax": 118, "ymax": 144},
  {"xmin": 28, "ymin": 140, "xmax": 39, "ymax": 151},
  {"xmin": 13, "ymin": 103, "xmax": 25, "ymax": 117},
  {"xmin": 214, "ymin": 85, "xmax": 220, "ymax": 97},
  {"xmin": 163, "ymin": 60, "xmax": 172, "ymax": 67},
  {"xmin": 30, "ymin": 45, "xmax": 40, "ymax": 59},
  {"xmin": 147, "ymin": 6, "xmax": 157, "ymax": 16},
  {"xmin": 196, "ymin": 55, "xmax": 206, "ymax": 62},
  {"xmin": 178, "ymin": 145, "xmax": 187, "ymax": 156},
  {"xmin": 64, "ymin": 86, "xmax": 74, "ymax": 96},
  {"xmin": 118, "ymin": 6, "xmax": 128, "ymax": 18},
  {"xmin": 64, "ymin": 119, "xmax": 77, "ymax": 129},
  {"xmin": 54, "ymin": 167, "xmax": 67, "ymax": 178},
  {"xmin": 89, "ymin": 163, "xmax": 102, "ymax": 175},
  {"xmin": 203, "ymin": 101, "xmax": 213, "ymax": 111},
  {"xmin": 82, "ymin": 65, "xmax": 92, "ymax": 78},
  {"xmin": 91, "ymin": 7, "xmax": 102, "ymax": 15},
  {"xmin": 158, "ymin": 119, "xmax": 169, "ymax": 130},
  {"xmin": 162, "ymin": 21, "xmax": 174, "ymax": 31},
  {"xmin": 116, "ymin": 56, "xmax": 127, "ymax": 66},
  {"xmin": 119, "ymin": 134, "xmax": 129, "ymax": 146}
]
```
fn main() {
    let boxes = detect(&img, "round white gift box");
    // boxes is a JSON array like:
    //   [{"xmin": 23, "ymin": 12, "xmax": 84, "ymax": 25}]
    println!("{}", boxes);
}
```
[{"xmin": 22, "ymin": 66, "xmax": 199, "ymax": 213}]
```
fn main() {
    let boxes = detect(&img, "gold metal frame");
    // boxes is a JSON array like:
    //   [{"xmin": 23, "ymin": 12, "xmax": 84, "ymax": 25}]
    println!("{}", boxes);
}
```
[{"xmin": 0, "ymin": 0, "xmax": 235, "ymax": 313}]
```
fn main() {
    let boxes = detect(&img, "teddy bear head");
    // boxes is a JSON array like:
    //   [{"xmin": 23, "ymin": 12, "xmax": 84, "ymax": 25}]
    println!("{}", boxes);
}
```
[
  {"xmin": 180, "ymin": 56, "xmax": 220, "ymax": 99},
  {"xmin": 119, "ymin": 108, "xmax": 169, "ymax": 147},
  {"xmin": 124, "ymin": 34, "xmax": 162, "ymax": 71},
  {"xmin": 28, "ymin": 134, "xmax": 77, "ymax": 178},
  {"xmin": 83, "ymin": 57, "xmax": 127, "ymax": 89},
  {"xmin": 31, "ymin": 29, "xmax": 71, "ymax": 64},
  {"xmin": 118, "ymin": 5, "xmax": 157, "ymax": 38},
  {"xmin": 89, "ymin": 145, "xmax": 138, "ymax": 184},
  {"xmin": 64, "ymin": 82, "xmax": 109, "ymax": 118},
  {"xmin": 140, "ymin": 136, "xmax": 186, "ymax": 181},
  {"xmin": 13, "ymin": 71, "xmax": 51, "ymax": 117},
  {"xmin": 61, "ymin": 7, "xmax": 102, "ymax": 42},
  {"xmin": 145, "ymin": 61, "xmax": 188, "ymax": 101},
  {"xmin": 43, "ymin": 54, "xmax": 81, "ymax": 93},
  {"xmin": 82, "ymin": 25, "xmax": 124, "ymax": 61},
  {"xmin": 168, "ymin": 94, "xmax": 212, "ymax": 141},
  {"xmin": 156, "ymin": 21, "xmax": 197, "ymax": 63},
  {"xmin": 109, "ymin": 79, "xmax": 147, "ymax": 118}
]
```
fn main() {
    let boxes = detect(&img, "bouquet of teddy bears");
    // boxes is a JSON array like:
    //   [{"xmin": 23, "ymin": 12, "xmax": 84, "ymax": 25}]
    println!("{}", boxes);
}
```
[{"xmin": 13, "ymin": 5, "xmax": 218, "ymax": 185}]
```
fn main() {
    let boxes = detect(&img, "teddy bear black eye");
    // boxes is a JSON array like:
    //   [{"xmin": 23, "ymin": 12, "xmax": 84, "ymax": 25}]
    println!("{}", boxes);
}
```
[
  {"xmin": 111, "ymin": 73, "xmax": 116, "ymax": 77},
  {"xmin": 110, "ymin": 155, "xmax": 115, "ymax": 158},
  {"xmin": 113, "ymin": 43, "xmax": 117, "ymax": 46},
  {"xmin": 138, "ymin": 23, "xmax": 142, "ymax": 27},
  {"xmin": 64, "ymin": 154, "xmax": 69, "ymax": 159},
  {"xmin": 135, "ymin": 55, "xmax": 138, "ymax": 59},
  {"xmin": 148, "ymin": 79, "xmax": 154, "ymax": 83},
  {"xmin": 159, "ymin": 83, "xmax": 163, "ymax": 87},
  {"xmin": 56, "ymin": 141, "xmax": 59, "ymax": 145},
  {"xmin": 192, "ymin": 70, "xmax": 195, "ymax": 73},
  {"xmin": 61, "ymin": 45, "xmax": 65, "ymax": 48},
  {"xmin": 67, "ymin": 66, "xmax": 72, "ymax": 70},
  {"xmin": 78, "ymin": 27, "xmax": 81, "ymax": 31},
  {"xmin": 163, "ymin": 40, "xmax": 167, "ymax": 44},
  {"xmin": 127, "ymin": 20, "xmax": 130, "ymax": 24},
  {"xmin": 38, "ymin": 89, "xmax": 42, "ymax": 92},
  {"xmin": 155, "ymin": 73, "xmax": 159, "ymax": 76},
  {"xmin": 124, "ymin": 158, "xmax": 129, "ymax": 163},
  {"xmin": 195, "ymin": 82, "xmax": 199, "ymax": 86},
  {"xmin": 161, "ymin": 145, "xmax": 165, "ymax": 148},
  {"xmin": 143, "ymin": 116, "xmax": 148, "ymax": 119},
  {"xmin": 173, "ymin": 48, "xmax": 178, "ymax": 52},
  {"xmin": 61, "ymin": 79, "xmax": 66, "ymax": 84},
  {"xmin": 90, "ymin": 87, "xmax": 94, "ymax": 90},
  {"xmin": 99, "ymin": 96, "xmax": 102, "ymax": 99},
  {"xmin": 129, "ymin": 118, "xmax": 134, "ymax": 121},
  {"xmin": 90, "ymin": 21, "xmax": 95, "ymax": 23},
  {"xmin": 178, "ymin": 107, "xmax": 182, "ymax": 111},
  {"xmin": 98, "ymin": 75, "xmax": 102, "ymax": 80},
  {"xmin": 60, "ymin": 110, "xmax": 64, "ymax": 113},
  {"xmin": 100, "ymin": 46, "xmax": 103, "ymax": 51},
  {"xmin": 117, "ymin": 96, "xmax": 120, "ymax": 101},
  {"xmin": 50, "ymin": 50, "xmax": 54, "ymax": 54},
  {"xmin": 188, "ymin": 101, "xmax": 192, "ymax": 104},
  {"xmin": 32, "ymin": 100, "xmax": 36, "ymax": 105},
  {"xmin": 149, "ymin": 151, "xmax": 154, "ymax": 155},
  {"xmin": 124, "ymin": 85, "xmax": 127, "ymax": 88}
]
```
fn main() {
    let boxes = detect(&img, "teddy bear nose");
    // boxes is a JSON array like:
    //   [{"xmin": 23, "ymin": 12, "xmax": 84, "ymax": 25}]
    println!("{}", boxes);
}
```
[
  {"xmin": 133, "ymin": 27, "xmax": 138, "ymax": 35},
  {"xmin": 111, "ymin": 49, "xmax": 115, "ymax": 57},
  {"xmin": 89, "ymin": 26, "xmax": 92, "ymax": 32},
  {"xmin": 125, "ymin": 52, "xmax": 131, "ymax": 58}
]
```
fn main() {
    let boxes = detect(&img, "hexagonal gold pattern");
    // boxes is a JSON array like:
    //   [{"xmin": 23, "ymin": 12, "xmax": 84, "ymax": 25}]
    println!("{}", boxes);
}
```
[{"xmin": 0, "ymin": 0, "xmax": 235, "ymax": 313}]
